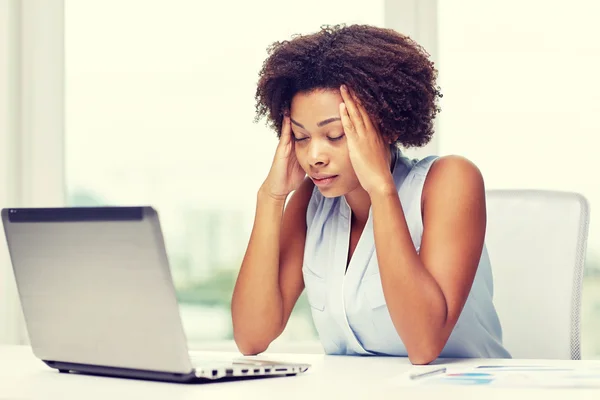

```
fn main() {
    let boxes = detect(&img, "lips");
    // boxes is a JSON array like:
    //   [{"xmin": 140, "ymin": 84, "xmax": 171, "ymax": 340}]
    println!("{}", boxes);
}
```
[
  {"xmin": 311, "ymin": 174, "xmax": 338, "ymax": 180},
  {"xmin": 311, "ymin": 174, "xmax": 339, "ymax": 187}
]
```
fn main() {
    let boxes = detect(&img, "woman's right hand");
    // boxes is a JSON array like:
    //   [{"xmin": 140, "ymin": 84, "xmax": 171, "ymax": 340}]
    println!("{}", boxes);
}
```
[{"xmin": 261, "ymin": 116, "xmax": 306, "ymax": 201}]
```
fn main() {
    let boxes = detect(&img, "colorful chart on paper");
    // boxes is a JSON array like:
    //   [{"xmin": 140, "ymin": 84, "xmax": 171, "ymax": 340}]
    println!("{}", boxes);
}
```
[{"xmin": 416, "ymin": 365, "xmax": 600, "ymax": 388}]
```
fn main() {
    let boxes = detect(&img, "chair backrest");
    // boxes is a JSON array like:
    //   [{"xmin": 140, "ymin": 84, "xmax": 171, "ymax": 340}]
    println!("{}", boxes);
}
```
[{"xmin": 485, "ymin": 189, "xmax": 590, "ymax": 360}]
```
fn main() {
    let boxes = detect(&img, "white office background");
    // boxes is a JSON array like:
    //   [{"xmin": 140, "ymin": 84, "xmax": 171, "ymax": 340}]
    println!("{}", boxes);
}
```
[{"xmin": 1, "ymin": 0, "xmax": 600, "ymax": 356}]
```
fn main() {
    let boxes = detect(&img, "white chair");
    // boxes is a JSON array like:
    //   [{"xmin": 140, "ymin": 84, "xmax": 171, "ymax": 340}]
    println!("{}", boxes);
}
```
[{"xmin": 485, "ymin": 189, "xmax": 590, "ymax": 360}]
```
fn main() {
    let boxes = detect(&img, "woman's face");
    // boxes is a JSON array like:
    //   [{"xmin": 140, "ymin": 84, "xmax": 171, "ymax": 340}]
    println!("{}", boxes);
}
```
[{"xmin": 289, "ymin": 88, "xmax": 361, "ymax": 198}]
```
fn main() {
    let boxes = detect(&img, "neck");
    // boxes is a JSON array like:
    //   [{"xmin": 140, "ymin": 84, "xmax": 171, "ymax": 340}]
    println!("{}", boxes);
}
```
[{"xmin": 344, "ymin": 187, "xmax": 371, "ymax": 226}]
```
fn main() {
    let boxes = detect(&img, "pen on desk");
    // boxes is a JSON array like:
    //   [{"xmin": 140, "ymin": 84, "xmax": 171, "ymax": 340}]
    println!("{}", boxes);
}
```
[{"xmin": 409, "ymin": 367, "xmax": 447, "ymax": 380}]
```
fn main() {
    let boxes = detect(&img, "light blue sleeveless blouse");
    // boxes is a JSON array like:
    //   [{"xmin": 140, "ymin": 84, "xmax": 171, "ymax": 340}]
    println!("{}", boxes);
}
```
[{"xmin": 302, "ymin": 147, "xmax": 511, "ymax": 358}]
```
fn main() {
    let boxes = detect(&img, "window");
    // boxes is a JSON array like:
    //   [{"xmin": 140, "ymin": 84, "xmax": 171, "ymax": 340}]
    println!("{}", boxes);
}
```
[
  {"xmin": 64, "ymin": 0, "xmax": 385, "ymax": 347},
  {"xmin": 437, "ymin": 0, "xmax": 600, "ymax": 357}
]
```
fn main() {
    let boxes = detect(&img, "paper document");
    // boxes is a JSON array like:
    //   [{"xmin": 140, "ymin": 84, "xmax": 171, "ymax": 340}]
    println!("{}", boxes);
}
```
[{"xmin": 402, "ymin": 365, "xmax": 600, "ymax": 388}]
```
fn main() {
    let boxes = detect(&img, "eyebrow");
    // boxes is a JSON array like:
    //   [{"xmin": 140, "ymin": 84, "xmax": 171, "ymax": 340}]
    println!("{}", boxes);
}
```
[{"xmin": 290, "ymin": 117, "xmax": 341, "ymax": 129}]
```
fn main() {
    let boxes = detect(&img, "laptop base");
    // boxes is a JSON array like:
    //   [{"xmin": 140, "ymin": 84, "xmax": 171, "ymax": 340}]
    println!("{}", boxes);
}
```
[
  {"xmin": 45, "ymin": 360, "xmax": 301, "ymax": 384},
  {"xmin": 46, "ymin": 360, "xmax": 199, "ymax": 383}
]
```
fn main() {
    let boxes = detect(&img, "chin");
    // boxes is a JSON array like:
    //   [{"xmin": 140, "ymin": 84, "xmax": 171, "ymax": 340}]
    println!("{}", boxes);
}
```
[{"xmin": 316, "ymin": 186, "xmax": 347, "ymax": 198}]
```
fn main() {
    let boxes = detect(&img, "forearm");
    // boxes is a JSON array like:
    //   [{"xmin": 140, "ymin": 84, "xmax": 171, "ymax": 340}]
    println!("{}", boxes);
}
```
[
  {"xmin": 370, "ymin": 188, "xmax": 448, "ymax": 363},
  {"xmin": 231, "ymin": 188, "xmax": 287, "ymax": 353}
]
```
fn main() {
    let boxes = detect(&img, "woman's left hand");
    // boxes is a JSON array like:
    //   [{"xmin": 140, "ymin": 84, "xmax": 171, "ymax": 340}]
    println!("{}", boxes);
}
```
[{"xmin": 339, "ymin": 84, "xmax": 396, "ymax": 197}]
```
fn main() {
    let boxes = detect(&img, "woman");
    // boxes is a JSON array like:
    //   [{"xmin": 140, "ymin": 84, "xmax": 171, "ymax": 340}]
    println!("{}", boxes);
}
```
[{"xmin": 231, "ymin": 24, "xmax": 511, "ymax": 364}]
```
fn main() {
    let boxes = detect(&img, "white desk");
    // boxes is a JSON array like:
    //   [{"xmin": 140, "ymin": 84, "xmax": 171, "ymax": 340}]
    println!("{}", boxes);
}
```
[{"xmin": 1, "ymin": 345, "xmax": 599, "ymax": 399}]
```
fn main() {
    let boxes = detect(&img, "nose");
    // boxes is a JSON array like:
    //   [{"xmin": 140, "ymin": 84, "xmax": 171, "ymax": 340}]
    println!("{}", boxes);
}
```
[{"xmin": 307, "ymin": 139, "xmax": 330, "ymax": 167}]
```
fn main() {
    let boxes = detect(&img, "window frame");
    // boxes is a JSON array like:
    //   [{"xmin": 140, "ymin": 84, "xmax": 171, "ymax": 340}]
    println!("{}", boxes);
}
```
[{"xmin": 0, "ymin": 0, "xmax": 65, "ymax": 345}]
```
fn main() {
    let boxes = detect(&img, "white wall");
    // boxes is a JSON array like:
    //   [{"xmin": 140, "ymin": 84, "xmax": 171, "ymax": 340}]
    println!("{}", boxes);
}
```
[{"xmin": 437, "ymin": 0, "xmax": 600, "ymax": 265}]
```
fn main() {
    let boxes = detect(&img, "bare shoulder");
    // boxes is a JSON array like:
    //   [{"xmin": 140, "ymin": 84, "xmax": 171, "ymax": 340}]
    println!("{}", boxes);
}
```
[
  {"xmin": 422, "ymin": 155, "xmax": 486, "ymax": 210},
  {"xmin": 426, "ymin": 155, "xmax": 484, "ymax": 187}
]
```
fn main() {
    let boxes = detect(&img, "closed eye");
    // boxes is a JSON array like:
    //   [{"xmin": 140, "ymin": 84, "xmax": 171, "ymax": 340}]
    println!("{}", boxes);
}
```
[
  {"xmin": 328, "ymin": 134, "xmax": 345, "ymax": 141},
  {"xmin": 292, "ymin": 135, "xmax": 308, "ymax": 142}
]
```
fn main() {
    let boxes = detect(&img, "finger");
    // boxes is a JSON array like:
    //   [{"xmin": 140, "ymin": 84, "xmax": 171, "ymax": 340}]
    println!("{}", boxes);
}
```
[
  {"xmin": 339, "ymin": 102, "xmax": 357, "ymax": 140},
  {"xmin": 346, "ymin": 87, "xmax": 380, "ymax": 139},
  {"xmin": 276, "ymin": 116, "xmax": 294, "ymax": 157},
  {"xmin": 353, "ymin": 96, "xmax": 378, "ymax": 135},
  {"xmin": 340, "ymin": 85, "xmax": 365, "ymax": 133},
  {"xmin": 279, "ymin": 116, "xmax": 292, "ymax": 145}
]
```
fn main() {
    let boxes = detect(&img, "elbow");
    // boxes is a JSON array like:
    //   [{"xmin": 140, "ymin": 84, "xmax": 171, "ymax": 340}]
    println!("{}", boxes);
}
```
[
  {"xmin": 233, "ymin": 335, "xmax": 270, "ymax": 356},
  {"xmin": 230, "ymin": 305, "xmax": 284, "ymax": 356},
  {"xmin": 232, "ymin": 322, "xmax": 279, "ymax": 356},
  {"xmin": 406, "ymin": 338, "xmax": 445, "ymax": 365},
  {"xmin": 408, "ymin": 351, "xmax": 440, "ymax": 366},
  {"xmin": 237, "ymin": 344, "xmax": 268, "ymax": 357},
  {"xmin": 406, "ymin": 302, "xmax": 450, "ymax": 365}
]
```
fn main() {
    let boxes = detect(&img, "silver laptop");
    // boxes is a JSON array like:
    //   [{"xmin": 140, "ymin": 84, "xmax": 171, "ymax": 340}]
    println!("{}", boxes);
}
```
[{"xmin": 1, "ymin": 206, "xmax": 310, "ymax": 383}]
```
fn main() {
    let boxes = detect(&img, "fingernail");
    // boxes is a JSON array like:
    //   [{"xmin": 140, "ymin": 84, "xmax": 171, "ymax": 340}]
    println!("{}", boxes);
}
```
[{"xmin": 341, "ymin": 84, "xmax": 347, "ymax": 91}]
